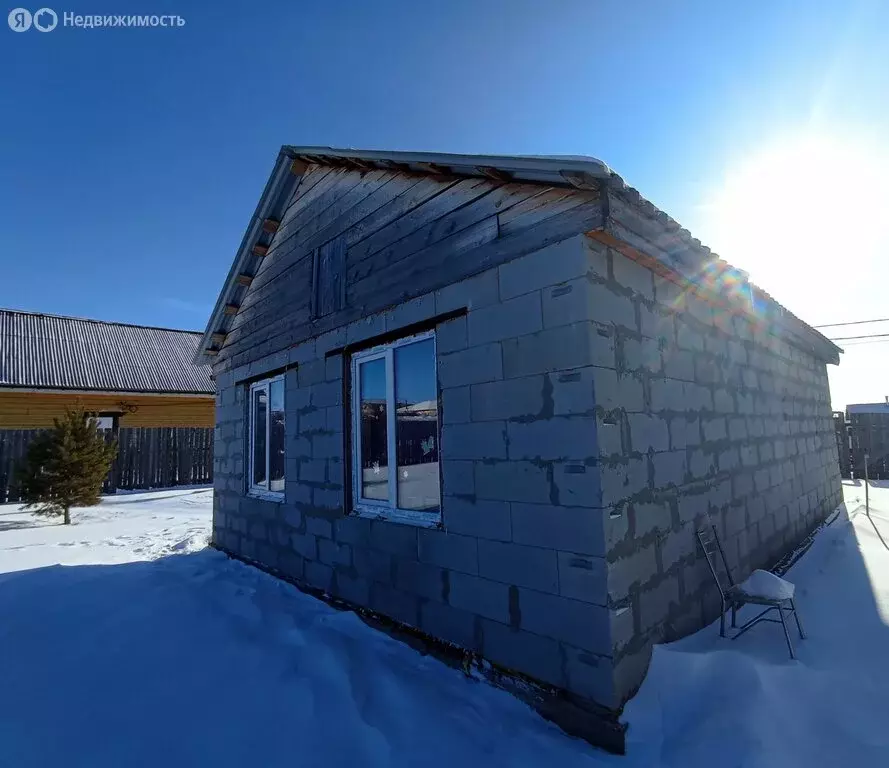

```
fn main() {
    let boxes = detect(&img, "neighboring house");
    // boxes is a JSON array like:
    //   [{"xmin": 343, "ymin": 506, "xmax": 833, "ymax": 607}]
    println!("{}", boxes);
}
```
[
  {"xmin": 846, "ymin": 401, "xmax": 889, "ymax": 480},
  {"xmin": 0, "ymin": 309, "xmax": 215, "ymax": 496},
  {"xmin": 197, "ymin": 147, "xmax": 842, "ymax": 742}
]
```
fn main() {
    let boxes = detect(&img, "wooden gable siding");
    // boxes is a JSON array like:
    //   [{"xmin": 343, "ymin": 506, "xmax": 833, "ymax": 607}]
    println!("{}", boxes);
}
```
[
  {"xmin": 0, "ymin": 391, "xmax": 215, "ymax": 429},
  {"xmin": 217, "ymin": 165, "xmax": 603, "ymax": 370}
]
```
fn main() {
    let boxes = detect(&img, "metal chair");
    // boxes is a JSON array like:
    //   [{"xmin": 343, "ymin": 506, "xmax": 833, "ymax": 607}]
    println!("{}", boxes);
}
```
[{"xmin": 696, "ymin": 524, "xmax": 805, "ymax": 659}]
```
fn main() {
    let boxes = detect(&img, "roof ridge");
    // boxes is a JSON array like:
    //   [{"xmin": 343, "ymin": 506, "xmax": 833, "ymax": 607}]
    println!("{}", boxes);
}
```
[{"xmin": 0, "ymin": 307, "xmax": 203, "ymax": 336}]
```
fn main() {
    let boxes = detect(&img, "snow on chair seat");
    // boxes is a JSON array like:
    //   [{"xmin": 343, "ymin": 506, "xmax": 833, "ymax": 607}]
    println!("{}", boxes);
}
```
[
  {"xmin": 697, "ymin": 524, "xmax": 806, "ymax": 659},
  {"xmin": 736, "ymin": 569, "xmax": 795, "ymax": 602}
]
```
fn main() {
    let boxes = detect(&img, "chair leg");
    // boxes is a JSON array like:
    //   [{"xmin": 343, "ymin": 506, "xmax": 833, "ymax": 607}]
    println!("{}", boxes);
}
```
[
  {"xmin": 791, "ymin": 598, "xmax": 806, "ymax": 639},
  {"xmin": 778, "ymin": 606, "xmax": 796, "ymax": 660},
  {"xmin": 720, "ymin": 596, "xmax": 726, "ymax": 638},
  {"xmin": 731, "ymin": 601, "xmax": 738, "ymax": 628}
]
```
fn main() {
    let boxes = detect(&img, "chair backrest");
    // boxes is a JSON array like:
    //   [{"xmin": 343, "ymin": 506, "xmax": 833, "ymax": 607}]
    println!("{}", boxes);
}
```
[{"xmin": 696, "ymin": 524, "xmax": 735, "ymax": 597}]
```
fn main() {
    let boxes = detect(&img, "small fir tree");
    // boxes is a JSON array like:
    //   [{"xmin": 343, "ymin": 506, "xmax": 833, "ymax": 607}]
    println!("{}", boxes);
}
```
[{"xmin": 17, "ymin": 408, "xmax": 118, "ymax": 525}]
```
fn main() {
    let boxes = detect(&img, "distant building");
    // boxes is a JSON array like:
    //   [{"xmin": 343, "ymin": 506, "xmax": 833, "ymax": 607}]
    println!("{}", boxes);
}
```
[
  {"xmin": 197, "ymin": 147, "xmax": 842, "ymax": 748},
  {"xmin": 1, "ymin": 309, "xmax": 215, "ymax": 496}
]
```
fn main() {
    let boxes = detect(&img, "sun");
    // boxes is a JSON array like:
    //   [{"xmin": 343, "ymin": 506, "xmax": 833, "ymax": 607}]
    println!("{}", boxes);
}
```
[{"xmin": 700, "ymin": 133, "xmax": 889, "ymax": 319}]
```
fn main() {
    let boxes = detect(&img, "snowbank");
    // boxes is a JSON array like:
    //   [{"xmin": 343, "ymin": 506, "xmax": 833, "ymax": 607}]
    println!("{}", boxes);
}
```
[{"xmin": 2, "ymin": 483, "xmax": 887, "ymax": 766}]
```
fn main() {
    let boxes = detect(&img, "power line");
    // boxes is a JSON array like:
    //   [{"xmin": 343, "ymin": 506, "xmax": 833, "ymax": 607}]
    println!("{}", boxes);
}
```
[
  {"xmin": 827, "ymin": 332, "xmax": 889, "ymax": 342},
  {"xmin": 815, "ymin": 318, "xmax": 889, "ymax": 329}
]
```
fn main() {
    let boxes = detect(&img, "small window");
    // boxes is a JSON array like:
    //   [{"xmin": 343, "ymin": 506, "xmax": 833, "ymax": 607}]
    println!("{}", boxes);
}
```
[
  {"xmin": 249, "ymin": 375, "xmax": 285, "ymax": 497},
  {"xmin": 351, "ymin": 330, "xmax": 441, "ymax": 524}
]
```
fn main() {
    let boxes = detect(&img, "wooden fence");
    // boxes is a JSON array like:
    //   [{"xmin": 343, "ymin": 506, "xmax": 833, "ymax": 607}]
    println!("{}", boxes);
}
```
[{"xmin": 0, "ymin": 427, "xmax": 214, "ymax": 504}]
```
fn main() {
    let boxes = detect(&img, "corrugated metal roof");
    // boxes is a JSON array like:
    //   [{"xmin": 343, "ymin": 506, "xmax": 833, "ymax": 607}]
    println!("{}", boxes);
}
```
[{"xmin": 1, "ymin": 309, "xmax": 214, "ymax": 394}]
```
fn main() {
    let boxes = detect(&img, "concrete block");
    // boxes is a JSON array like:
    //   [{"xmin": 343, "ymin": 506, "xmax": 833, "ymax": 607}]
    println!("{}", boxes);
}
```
[
  {"xmin": 553, "ymin": 462, "xmax": 602, "ymax": 507},
  {"xmin": 441, "ymin": 422, "xmax": 507, "ymax": 460},
  {"xmin": 306, "ymin": 515, "xmax": 333, "ymax": 539},
  {"xmin": 371, "ymin": 583, "xmax": 419, "ymax": 628},
  {"xmin": 312, "ymin": 432, "xmax": 343, "ymax": 461},
  {"xmin": 449, "ymin": 572, "xmax": 510, "ymax": 623},
  {"xmin": 438, "ymin": 343, "xmax": 503, "ymax": 388},
  {"xmin": 475, "ymin": 461, "xmax": 551, "ymax": 504},
  {"xmin": 370, "ymin": 520, "xmax": 418, "ymax": 558},
  {"xmin": 441, "ymin": 386, "xmax": 471, "ymax": 425},
  {"xmin": 702, "ymin": 418, "xmax": 727, "ymax": 442},
  {"xmin": 591, "ymin": 367, "xmax": 644, "ymax": 412},
  {"xmin": 507, "ymin": 416, "xmax": 598, "ymax": 461},
  {"xmin": 396, "ymin": 559, "xmax": 446, "ymax": 602},
  {"xmin": 557, "ymin": 552, "xmax": 608, "ymax": 605},
  {"xmin": 311, "ymin": 380, "xmax": 341, "ymax": 408},
  {"xmin": 352, "ymin": 547, "xmax": 393, "ymax": 584},
  {"xmin": 291, "ymin": 531, "xmax": 317, "ymax": 560},
  {"xmin": 305, "ymin": 560, "xmax": 334, "ymax": 592},
  {"xmin": 595, "ymin": 417, "xmax": 624, "ymax": 457},
  {"xmin": 612, "ymin": 251, "xmax": 654, "ymax": 299},
  {"xmin": 480, "ymin": 620, "xmax": 565, "ymax": 688},
  {"xmin": 711, "ymin": 388, "xmax": 732, "ymax": 414},
  {"xmin": 669, "ymin": 416, "xmax": 700, "ymax": 450},
  {"xmin": 650, "ymin": 377, "xmax": 685, "ymax": 413},
  {"xmin": 318, "ymin": 538, "xmax": 352, "ymax": 568},
  {"xmin": 441, "ymin": 460, "xmax": 474, "ymax": 496},
  {"xmin": 418, "ymin": 530, "xmax": 479, "ymax": 574},
  {"xmin": 385, "ymin": 293, "xmax": 436, "ymax": 332},
  {"xmin": 436, "ymin": 315, "xmax": 468, "ymax": 354},
  {"xmin": 641, "ymin": 304, "xmax": 672, "ymax": 341},
  {"xmin": 502, "ymin": 322, "xmax": 613, "ymax": 378},
  {"xmin": 663, "ymin": 349, "xmax": 695, "ymax": 381},
  {"xmin": 478, "ymin": 540, "xmax": 559, "ymax": 594},
  {"xmin": 499, "ymin": 236, "xmax": 586, "ymax": 301},
  {"xmin": 435, "ymin": 269, "xmax": 500, "ymax": 314},
  {"xmin": 632, "ymin": 502, "xmax": 672, "ymax": 537},
  {"xmin": 335, "ymin": 516, "xmax": 371, "ymax": 547},
  {"xmin": 325, "ymin": 406, "xmax": 344, "ymax": 433},
  {"xmin": 471, "ymin": 375, "xmax": 544, "ymax": 422},
  {"xmin": 607, "ymin": 542, "xmax": 657, "ymax": 598},
  {"xmin": 676, "ymin": 321, "xmax": 705, "ymax": 353},
  {"xmin": 563, "ymin": 646, "xmax": 616, "ymax": 706},
  {"xmin": 543, "ymin": 277, "xmax": 636, "ymax": 330},
  {"xmin": 442, "ymin": 496, "xmax": 512, "ymax": 541},
  {"xmin": 628, "ymin": 413, "xmax": 669, "ymax": 453},
  {"xmin": 695, "ymin": 356, "xmax": 721, "ymax": 385},
  {"xmin": 469, "ymin": 291, "xmax": 543, "ymax": 345},
  {"xmin": 420, "ymin": 600, "xmax": 478, "ymax": 651},
  {"xmin": 511, "ymin": 503, "xmax": 605, "ymax": 556},
  {"xmin": 312, "ymin": 487, "xmax": 342, "ymax": 514},
  {"xmin": 518, "ymin": 588, "xmax": 611, "ymax": 654},
  {"xmin": 335, "ymin": 573, "xmax": 371, "ymax": 606},
  {"xmin": 658, "ymin": 525, "xmax": 696, "ymax": 571},
  {"xmin": 549, "ymin": 367, "xmax": 596, "ymax": 415},
  {"xmin": 622, "ymin": 337, "xmax": 662, "ymax": 374},
  {"xmin": 638, "ymin": 574, "xmax": 680, "ymax": 632},
  {"xmin": 652, "ymin": 450, "xmax": 686, "ymax": 489},
  {"xmin": 600, "ymin": 459, "xmax": 649, "ymax": 506}
]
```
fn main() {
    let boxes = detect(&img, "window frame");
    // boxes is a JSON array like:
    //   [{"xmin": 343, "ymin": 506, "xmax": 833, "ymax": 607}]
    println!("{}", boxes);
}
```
[
  {"xmin": 350, "ymin": 329, "xmax": 441, "ymax": 527},
  {"xmin": 248, "ymin": 373, "xmax": 285, "ymax": 500}
]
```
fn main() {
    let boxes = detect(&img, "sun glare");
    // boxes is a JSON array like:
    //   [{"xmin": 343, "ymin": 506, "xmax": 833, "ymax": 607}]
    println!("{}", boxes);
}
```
[{"xmin": 703, "ymin": 134, "xmax": 889, "ymax": 319}]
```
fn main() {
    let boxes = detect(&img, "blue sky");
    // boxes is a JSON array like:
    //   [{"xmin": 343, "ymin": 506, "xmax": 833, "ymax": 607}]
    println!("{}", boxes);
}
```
[{"xmin": 2, "ymin": 0, "xmax": 888, "ymax": 406}]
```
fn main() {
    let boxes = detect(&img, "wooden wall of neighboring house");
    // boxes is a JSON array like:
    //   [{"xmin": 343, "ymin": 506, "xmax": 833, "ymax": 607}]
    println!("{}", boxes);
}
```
[
  {"xmin": 216, "ymin": 164, "xmax": 605, "ymax": 370},
  {"xmin": 0, "ymin": 391, "xmax": 215, "ymax": 428}
]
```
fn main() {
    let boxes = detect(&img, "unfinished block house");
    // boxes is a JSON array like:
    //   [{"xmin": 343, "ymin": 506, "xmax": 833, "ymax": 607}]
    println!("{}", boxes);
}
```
[{"xmin": 197, "ymin": 148, "xmax": 842, "ymax": 735}]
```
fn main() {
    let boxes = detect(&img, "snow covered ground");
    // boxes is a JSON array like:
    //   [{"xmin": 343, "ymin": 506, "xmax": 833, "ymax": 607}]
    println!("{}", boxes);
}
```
[{"xmin": 0, "ymin": 482, "xmax": 887, "ymax": 766}]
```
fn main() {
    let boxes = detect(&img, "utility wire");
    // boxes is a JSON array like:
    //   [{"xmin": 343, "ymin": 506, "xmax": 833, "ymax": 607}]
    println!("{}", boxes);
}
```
[
  {"xmin": 827, "ymin": 332, "xmax": 889, "ymax": 342},
  {"xmin": 815, "ymin": 318, "xmax": 889, "ymax": 328}
]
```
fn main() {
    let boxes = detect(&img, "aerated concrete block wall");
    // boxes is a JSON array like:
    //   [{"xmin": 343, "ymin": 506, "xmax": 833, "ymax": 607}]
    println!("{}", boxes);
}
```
[
  {"xmin": 580, "ymin": 236, "xmax": 843, "ymax": 702},
  {"xmin": 212, "ymin": 235, "xmax": 625, "ymax": 708}
]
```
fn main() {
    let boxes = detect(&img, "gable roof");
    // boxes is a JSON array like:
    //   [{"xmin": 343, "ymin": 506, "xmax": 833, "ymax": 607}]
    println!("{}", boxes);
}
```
[
  {"xmin": 0, "ymin": 309, "xmax": 214, "ymax": 394},
  {"xmin": 197, "ymin": 146, "xmax": 841, "ymax": 366}
]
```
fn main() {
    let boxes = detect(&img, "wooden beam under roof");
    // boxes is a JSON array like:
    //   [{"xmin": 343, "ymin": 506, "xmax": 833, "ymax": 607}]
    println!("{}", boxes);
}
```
[
  {"xmin": 223, "ymin": 303, "xmax": 239, "ymax": 316},
  {"xmin": 262, "ymin": 218, "xmax": 280, "ymax": 234},
  {"xmin": 211, "ymin": 331, "xmax": 227, "ymax": 345},
  {"xmin": 235, "ymin": 274, "xmax": 253, "ymax": 287},
  {"xmin": 252, "ymin": 243, "xmax": 269, "ymax": 257}
]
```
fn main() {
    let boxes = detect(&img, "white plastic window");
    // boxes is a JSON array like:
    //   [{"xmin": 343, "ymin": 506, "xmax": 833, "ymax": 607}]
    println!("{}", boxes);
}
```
[{"xmin": 249, "ymin": 375, "xmax": 285, "ymax": 498}]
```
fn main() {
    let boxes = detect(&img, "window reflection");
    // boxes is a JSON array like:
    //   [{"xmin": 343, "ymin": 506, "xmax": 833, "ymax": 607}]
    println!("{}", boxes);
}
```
[
  {"xmin": 269, "ymin": 378, "xmax": 285, "ymax": 492},
  {"xmin": 395, "ymin": 339, "xmax": 440, "ymax": 511},
  {"xmin": 252, "ymin": 387, "xmax": 267, "ymax": 487},
  {"xmin": 359, "ymin": 357, "xmax": 388, "ymax": 501}
]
